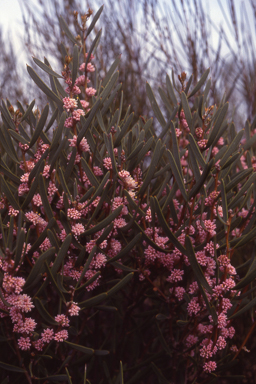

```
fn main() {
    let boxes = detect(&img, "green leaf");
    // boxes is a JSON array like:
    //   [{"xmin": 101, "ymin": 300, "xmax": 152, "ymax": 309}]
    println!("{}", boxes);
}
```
[
  {"xmin": 44, "ymin": 262, "xmax": 66, "ymax": 302},
  {"xmin": 228, "ymin": 173, "xmax": 256, "ymax": 209},
  {"xmin": 58, "ymin": 167, "xmax": 72, "ymax": 200},
  {"xmin": 207, "ymin": 103, "xmax": 229, "ymax": 148},
  {"xmin": 220, "ymin": 179, "xmax": 228, "ymax": 224},
  {"xmin": 0, "ymin": 126, "xmax": 19, "ymax": 163},
  {"xmin": 234, "ymin": 255, "xmax": 256, "ymax": 290},
  {"xmin": 83, "ymin": 205, "xmax": 123, "ymax": 236},
  {"xmin": 95, "ymin": 305, "xmax": 117, "ymax": 312},
  {"xmin": 39, "ymin": 173, "xmax": 54, "ymax": 220},
  {"xmin": 86, "ymin": 5, "xmax": 104, "ymax": 36},
  {"xmin": 85, "ymin": 29, "xmax": 102, "ymax": 68},
  {"xmin": 181, "ymin": 92, "xmax": 193, "ymax": 132},
  {"xmin": 23, "ymin": 247, "xmax": 56, "ymax": 290},
  {"xmin": 107, "ymin": 272, "xmax": 134, "ymax": 296},
  {"xmin": 34, "ymin": 297, "xmax": 58, "ymax": 325},
  {"xmin": 79, "ymin": 292, "xmax": 108, "ymax": 308},
  {"xmin": 80, "ymin": 158, "xmax": 99, "ymax": 188},
  {"xmin": 0, "ymin": 101, "xmax": 16, "ymax": 130},
  {"xmin": 72, "ymin": 45, "xmax": 79, "ymax": 86},
  {"xmin": 107, "ymin": 233, "xmax": 142, "ymax": 263},
  {"xmin": 188, "ymin": 68, "xmax": 210, "ymax": 98},
  {"xmin": 76, "ymin": 245, "xmax": 97, "ymax": 288},
  {"xmin": 51, "ymin": 234, "xmax": 72, "ymax": 276},
  {"xmin": 96, "ymin": 223, "xmax": 114, "ymax": 246},
  {"xmin": 158, "ymin": 87, "xmax": 175, "ymax": 114},
  {"xmin": 198, "ymin": 284, "xmax": 218, "ymax": 324},
  {"xmin": 0, "ymin": 361, "xmax": 26, "ymax": 373},
  {"xmin": 166, "ymin": 74, "xmax": 178, "ymax": 105},
  {"xmin": 226, "ymin": 168, "xmax": 253, "ymax": 193},
  {"xmin": 185, "ymin": 236, "xmax": 213, "ymax": 293},
  {"xmin": 219, "ymin": 130, "xmax": 244, "ymax": 167},
  {"xmin": 64, "ymin": 341, "xmax": 94, "ymax": 355},
  {"xmin": 14, "ymin": 229, "xmax": 25, "ymax": 270},
  {"xmin": 77, "ymin": 99, "xmax": 102, "ymax": 144},
  {"xmin": 0, "ymin": 290, "xmax": 11, "ymax": 307},
  {"xmin": 119, "ymin": 361, "xmax": 124, "ymax": 384},
  {"xmin": 0, "ymin": 159, "xmax": 20, "ymax": 184},
  {"xmin": 170, "ymin": 120, "xmax": 182, "ymax": 176},
  {"xmin": 29, "ymin": 147, "xmax": 49, "ymax": 182},
  {"xmin": 233, "ymin": 226, "xmax": 256, "ymax": 250},
  {"xmin": 114, "ymin": 112, "xmax": 134, "ymax": 147},
  {"xmin": 102, "ymin": 55, "xmax": 121, "ymax": 88},
  {"xmin": 33, "ymin": 57, "xmax": 62, "ymax": 78},
  {"xmin": 59, "ymin": 16, "xmax": 79, "ymax": 45},
  {"xmin": 138, "ymin": 139, "xmax": 163, "ymax": 197},
  {"xmin": 127, "ymin": 136, "xmax": 154, "ymax": 172},
  {"xmin": 50, "ymin": 111, "xmax": 67, "ymax": 151},
  {"xmin": 243, "ymin": 133, "xmax": 256, "ymax": 151},
  {"xmin": 20, "ymin": 99, "xmax": 35, "ymax": 122},
  {"xmin": 167, "ymin": 150, "xmax": 188, "ymax": 202},
  {"xmin": 151, "ymin": 362, "xmax": 170, "ymax": 384},
  {"xmin": 1, "ymin": 176, "xmax": 20, "ymax": 210},
  {"xmin": 228, "ymin": 296, "xmax": 256, "ymax": 320},
  {"xmin": 146, "ymin": 82, "xmax": 166, "ymax": 128},
  {"xmin": 65, "ymin": 367, "xmax": 73, "ymax": 384},
  {"xmin": 29, "ymin": 104, "xmax": 49, "ymax": 148},
  {"xmin": 188, "ymin": 159, "xmax": 214, "ymax": 199},
  {"xmin": 27, "ymin": 65, "xmax": 63, "ymax": 106},
  {"xmin": 44, "ymin": 375, "xmax": 68, "ymax": 381},
  {"xmin": 45, "ymin": 107, "xmax": 58, "ymax": 133},
  {"xmin": 154, "ymin": 197, "xmax": 187, "ymax": 255},
  {"xmin": 8, "ymin": 129, "xmax": 30, "ymax": 147}
]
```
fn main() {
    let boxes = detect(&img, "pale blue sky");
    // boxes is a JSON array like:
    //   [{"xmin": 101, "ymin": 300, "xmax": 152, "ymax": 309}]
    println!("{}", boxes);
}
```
[{"xmin": 0, "ymin": 0, "xmax": 255, "ymax": 70}]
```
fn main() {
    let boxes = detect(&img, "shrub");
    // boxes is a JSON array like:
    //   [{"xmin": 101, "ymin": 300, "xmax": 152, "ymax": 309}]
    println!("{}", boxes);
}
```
[{"xmin": 1, "ymin": 6, "xmax": 256, "ymax": 384}]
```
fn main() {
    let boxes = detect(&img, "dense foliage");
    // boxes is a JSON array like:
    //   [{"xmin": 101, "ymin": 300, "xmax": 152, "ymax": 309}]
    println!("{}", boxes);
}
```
[{"xmin": 2, "ymin": 6, "xmax": 256, "ymax": 384}]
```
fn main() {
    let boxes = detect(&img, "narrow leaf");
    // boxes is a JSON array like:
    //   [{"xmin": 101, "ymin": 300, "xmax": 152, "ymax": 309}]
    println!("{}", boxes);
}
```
[
  {"xmin": 83, "ymin": 206, "xmax": 123, "ymax": 236},
  {"xmin": 59, "ymin": 16, "xmax": 79, "ymax": 45},
  {"xmin": 146, "ymin": 82, "xmax": 166, "ymax": 128},
  {"xmin": 189, "ymin": 68, "xmax": 210, "ymax": 98},
  {"xmin": 86, "ymin": 5, "xmax": 104, "ymax": 36},
  {"xmin": 167, "ymin": 150, "xmax": 188, "ymax": 201},
  {"xmin": 27, "ymin": 66, "xmax": 63, "ymax": 106},
  {"xmin": 185, "ymin": 236, "xmax": 213, "ymax": 293},
  {"xmin": 181, "ymin": 92, "xmax": 193, "ymax": 131},
  {"xmin": 33, "ymin": 57, "xmax": 62, "ymax": 78},
  {"xmin": 72, "ymin": 45, "xmax": 79, "ymax": 86},
  {"xmin": 23, "ymin": 247, "xmax": 56, "ymax": 290},
  {"xmin": 207, "ymin": 103, "xmax": 229, "ymax": 148},
  {"xmin": 34, "ymin": 297, "xmax": 58, "ymax": 325}
]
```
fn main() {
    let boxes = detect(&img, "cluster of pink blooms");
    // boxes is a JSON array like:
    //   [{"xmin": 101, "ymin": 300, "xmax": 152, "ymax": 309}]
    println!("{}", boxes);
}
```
[
  {"xmin": 62, "ymin": 55, "xmax": 96, "ymax": 128},
  {"xmin": 1, "ymin": 43, "xmax": 254, "ymax": 381}
]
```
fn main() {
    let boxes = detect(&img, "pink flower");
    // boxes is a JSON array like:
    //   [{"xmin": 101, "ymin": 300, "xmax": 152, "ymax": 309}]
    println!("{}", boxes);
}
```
[
  {"xmin": 55, "ymin": 314, "xmax": 70, "ymax": 327},
  {"xmin": 68, "ymin": 302, "xmax": 80, "ymax": 316},
  {"xmin": 72, "ymin": 109, "xmax": 85, "ymax": 121},
  {"xmin": 14, "ymin": 294, "xmax": 34, "ymax": 313},
  {"xmin": 18, "ymin": 336, "xmax": 31, "ymax": 350},
  {"xmin": 167, "ymin": 269, "xmax": 184, "ymax": 283},
  {"xmin": 187, "ymin": 297, "xmax": 200, "ymax": 316},
  {"xmin": 63, "ymin": 97, "xmax": 78, "ymax": 112},
  {"xmin": 54, "ymin": 329, "xmax": 68, "ymax": 342},
  {"xmin": 203, "ymin": 361, "xmax": 217, "ymax": 373},
  {"xmin": 64, "ymin": 117, "xmax": 74, "ymax": 128},
  {"xmin": 41, "ymin": 328, "xmax": 54, "ymax": 343},
  {"xmin": 80, "ymin": 100, "xmax": 90, "ymax": 109},
  {"xmin": 71, "ymin": 223, "xmax": 85, "ymax": 238},
  {"xmin": 86, "ymin": 87, "xmax": 96, "ymax": 97},
  {"xmin": 103, "ymin": 157, "xmax": 112, "ymax": 170}
]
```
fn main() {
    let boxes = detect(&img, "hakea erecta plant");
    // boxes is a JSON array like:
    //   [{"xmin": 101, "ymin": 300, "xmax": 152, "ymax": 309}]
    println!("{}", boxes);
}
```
[{"xmin": 1, "ymin": 6, "xmax": 256, "ymax": 384}]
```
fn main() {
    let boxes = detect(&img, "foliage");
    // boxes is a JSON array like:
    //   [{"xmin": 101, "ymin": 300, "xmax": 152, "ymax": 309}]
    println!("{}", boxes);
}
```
[{"xmin": 1, "ymin": 6, "xmax": 256, "ymax": 384}]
